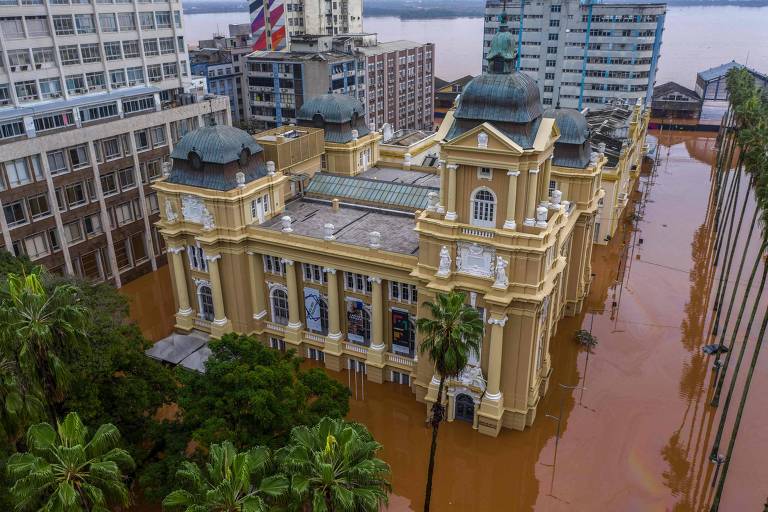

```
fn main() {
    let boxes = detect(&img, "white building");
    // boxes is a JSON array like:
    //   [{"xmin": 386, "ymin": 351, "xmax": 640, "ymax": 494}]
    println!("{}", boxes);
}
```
[
  {"xmin": 483, "ymin": 0, "xmax": 666, "ymax": 109},
  {"xmin": 0, "ymin": 0, "xmax": 230, "ymax": 286}
]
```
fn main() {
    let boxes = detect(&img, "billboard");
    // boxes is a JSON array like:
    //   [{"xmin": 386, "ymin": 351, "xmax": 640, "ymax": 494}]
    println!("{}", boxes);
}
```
[{"xmin": 250, "ymin": 0, "xmax": 287, "ymax": 51}]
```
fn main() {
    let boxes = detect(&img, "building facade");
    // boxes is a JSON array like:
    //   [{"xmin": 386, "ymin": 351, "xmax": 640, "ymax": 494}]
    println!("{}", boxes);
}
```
[
  {"xmin": 152, "ymin": 28, "xmax": 653, "ymax": 436},
  {"xmin": 483, "ymin": 0, "xmax": 666, "ymax": 110},
  {"xmin": 244, "ymin": 33, "xmax": 434, "ymax": 133},
  {"xmin": 651, "ymin": 81, "xmax": 701, "ymax": 120},
  {"xmin": 248, "ymin": 0, "xmax": 363, "ymax": 51},
  {"xmin": 0, "ymin": 0, "xmax": 230, "ymax": 286}
]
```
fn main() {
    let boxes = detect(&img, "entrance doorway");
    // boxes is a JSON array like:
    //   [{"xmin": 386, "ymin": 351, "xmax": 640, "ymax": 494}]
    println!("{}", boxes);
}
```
[{"xmin": 455, "ymin": 394, "xmax": 475, "ymax": 423}]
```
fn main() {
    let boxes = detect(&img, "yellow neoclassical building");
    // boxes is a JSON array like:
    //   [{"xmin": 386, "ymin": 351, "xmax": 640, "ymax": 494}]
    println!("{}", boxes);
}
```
[{"xmin": 152, "ymin": 28, "xmax": 647, "ymax": 436}]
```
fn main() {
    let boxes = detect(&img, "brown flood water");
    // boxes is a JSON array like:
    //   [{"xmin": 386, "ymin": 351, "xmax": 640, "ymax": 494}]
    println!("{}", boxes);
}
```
[{"xmin": 121, "ymin": 131, "xmax": 768, "ymax": 511}]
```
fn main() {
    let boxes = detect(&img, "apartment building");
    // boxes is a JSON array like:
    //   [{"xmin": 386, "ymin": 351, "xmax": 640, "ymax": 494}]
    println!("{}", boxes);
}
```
[
  {"xmin": 0, "ymin": 0, "xmax": 230, "ymax": 286},
  {"xmin": 249, "ymin": 0, "xmax": 363, "ymax": 51},
  {"xmin": 190, "ymin": 48, "xmax": 241, "ymax": 122},
  {"xmin": 483, "ymin": 0, "xmax": 666, "ymax": 109},
  {"xmin": 245, "ymin": 33, "xmax": 434, "ymax": 132}
]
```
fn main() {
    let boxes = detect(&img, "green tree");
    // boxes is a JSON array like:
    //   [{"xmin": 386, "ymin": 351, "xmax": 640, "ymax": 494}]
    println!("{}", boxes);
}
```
[
  {"xmin": 163, "ymin": 440, "xmax": 288, "ymax": 512},
  {"xmin": 416, "ymin": 291, "xmax": 483, "ymax": 512},
  {"xmin": 176, "ymin": 333, "xmax": 350, "ymax": 450},
  {"xmin": 6, "ymin": 411, "xmax": 135, "ymax": 511},
  {"xmin": 0, "ymin": 357, "xmax": 45, "ymax": 447},
  {"xmin": 0, "ymin": 272, "xmax": 87, "ymax": 416},
  {"xmin": 278, "ymin": 417, "xmax": 390, "ymax": 512}
]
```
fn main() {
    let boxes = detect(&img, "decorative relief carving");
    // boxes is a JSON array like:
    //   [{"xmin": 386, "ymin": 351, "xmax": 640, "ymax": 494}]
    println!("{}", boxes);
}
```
[
  {"xmin": 164, "ymin": 199, "xmax": 177, "ymax": 223},
  {"xmin": 456, "ymin": 242, "xmax": 496, "ymax": 278},
  {"xmin": 181, "ymin": 195, "xmax": 215, "ymax": 231},
  {"xmin": 437, "ymin": 245, "xmax": 452, "ymax": 277},
  {"xmin": 492, "ymin": 256, "xmax": 509, "ymax": 290},
  {"xmin": 458, "ymin": 365, "xmax": 486, "ymax": 391}
]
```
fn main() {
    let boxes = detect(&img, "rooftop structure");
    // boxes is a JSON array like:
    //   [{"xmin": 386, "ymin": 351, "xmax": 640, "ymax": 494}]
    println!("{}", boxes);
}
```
[
  {"xmin": 651, "ymin": 82, "xmax": 702, "ymax": 120},
  {"xmin": 695, "ymin": 61, "xmax": 768, "ymax": 101}
]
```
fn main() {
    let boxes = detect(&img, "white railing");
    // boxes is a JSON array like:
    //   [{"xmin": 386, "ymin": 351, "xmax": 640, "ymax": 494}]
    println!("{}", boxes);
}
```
[
  {"xmin": 386, "ymin": 352, "xmax": 415, "ymax": 367},
  {"xmin": 344, "ymin": 342, "xmax": 368, "ymax": 355},
  {"xmin": 194, "ymin": 317, "xmax": 211, "ymax": 330},
  {"xmin": 265, "ymin": 321, "xmax": 286, "ymax": 334},
  {"xmin": 303, "ymin": 331, "xmax": 326, "ymax": 344},
  {"xmin": 462, "ymin": 227, "xmax": 495, "ymax": 239}
]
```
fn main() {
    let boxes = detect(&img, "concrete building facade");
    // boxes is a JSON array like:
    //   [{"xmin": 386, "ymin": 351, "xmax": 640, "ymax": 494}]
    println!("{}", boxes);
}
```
[
  {"xmin": 0, "ymin": 0, "xmax": 230, "ymax": 286},
  {"xmin": 483, "ymin": 0, "xmax": 666, "ymax": 110},
  {"xmin": 245, "ymin": 33, "xmax": 434, "ymax": 133},
  {"xmin": 151, "ymin": 29, "xmax": 649, "ymax": 435}
]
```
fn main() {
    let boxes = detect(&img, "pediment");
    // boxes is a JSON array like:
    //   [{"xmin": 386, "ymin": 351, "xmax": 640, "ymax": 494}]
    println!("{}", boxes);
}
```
[{"xmin": 444, "ymin": 122, "xmax": 524, "ymax": 155}]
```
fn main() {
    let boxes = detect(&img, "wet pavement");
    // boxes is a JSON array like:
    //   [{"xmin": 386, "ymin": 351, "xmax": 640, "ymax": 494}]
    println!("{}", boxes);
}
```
[{"xmin": 121, "ymin": 131, "xmax": 768, "ymax": 511}]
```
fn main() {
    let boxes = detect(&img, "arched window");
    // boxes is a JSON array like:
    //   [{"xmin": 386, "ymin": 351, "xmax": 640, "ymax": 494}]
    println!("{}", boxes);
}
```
[
  {"xmin": 271, "ymin": 288, "xmax": 289, "ymax": 325},
  {"xmin": 471, "ymin": 188, "xmax": 496, "ymax": 228},
  {"xmin": 198, "ymin": 285, "xmax": 214, "ymax": 321}
]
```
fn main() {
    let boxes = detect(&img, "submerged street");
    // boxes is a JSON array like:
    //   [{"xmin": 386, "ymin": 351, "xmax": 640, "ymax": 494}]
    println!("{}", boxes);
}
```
[{"xmin": 122, "ymin": 130, "xmax": 768, "ymax": 511}]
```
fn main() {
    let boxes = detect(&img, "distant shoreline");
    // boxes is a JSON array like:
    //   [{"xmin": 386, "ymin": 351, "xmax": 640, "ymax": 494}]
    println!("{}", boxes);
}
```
[{"xmin": 184, "ymin": 2, "xmax": 768, "ymax": 17}]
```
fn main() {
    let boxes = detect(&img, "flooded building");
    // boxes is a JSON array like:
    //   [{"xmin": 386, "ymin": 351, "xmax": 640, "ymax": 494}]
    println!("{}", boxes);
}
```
[{"xmin": 152, "ymin": 26, "xmax": 647, "ymax": 436}]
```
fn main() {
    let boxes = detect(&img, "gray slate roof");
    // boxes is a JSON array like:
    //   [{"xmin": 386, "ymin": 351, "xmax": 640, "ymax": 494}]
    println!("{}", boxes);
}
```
[
  {"xmin": 454, "ymin": 73, "xmax": 543, "ymax": 125},
  {"xmin": 696, "ymin": 60, "xmax": 768, "ymax": 82},
  {"xmin": 544, "ymin": 108, "xmax": 589, "ymax": 145},
  {"xmin": 298, "ymin": 94, "xmax": 367, "ymax": 124},
  {"xmin": 305, "ymin": 173, "xmax": 437, "ymax": 211},
  {"xmin": 171, "ymin": 124, "xmax": 263, "ymax": 165}
]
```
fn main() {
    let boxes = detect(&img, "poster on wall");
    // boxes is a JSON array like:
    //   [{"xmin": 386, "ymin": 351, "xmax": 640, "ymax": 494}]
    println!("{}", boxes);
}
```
[
  {"xmin": 346, "ymin": 299, "xmax": 368, "ymax": 345},
  {"xmin": 304, "ymin": 287, "xmax": 324, "ymax": 333},
  {"xmin": 391, "ymin": 309, "xmax": 413, "ymax": 356}
]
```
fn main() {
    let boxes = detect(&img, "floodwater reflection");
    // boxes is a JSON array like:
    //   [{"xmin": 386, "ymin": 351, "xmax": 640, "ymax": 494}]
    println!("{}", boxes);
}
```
[{"xmin": 121, "ymin": 132, "xmax": 768, "ymax": 511}]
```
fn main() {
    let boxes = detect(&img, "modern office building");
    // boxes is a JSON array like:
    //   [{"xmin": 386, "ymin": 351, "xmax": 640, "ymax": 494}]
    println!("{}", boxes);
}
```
[
  {"xmin": 248, "ymin": 0, "xmax": 363, "ymax": 51},
  {"xmin": 245, "ymin": 33, "xmax": 434, "ymax": 132},
  {"xmin": 190, "ymin": 49, "xmax": 241, "ymax": 122},
  {"xmin": 482, "ymin": 0, "xmax": 666, "ymax": 109},
  {"xmin": 151, "ymin": 27, "xmax": 650, "ymax": 435},
  {"xmin": 0, "ymin": 0, "xmax": 230, "ymax": 286}
]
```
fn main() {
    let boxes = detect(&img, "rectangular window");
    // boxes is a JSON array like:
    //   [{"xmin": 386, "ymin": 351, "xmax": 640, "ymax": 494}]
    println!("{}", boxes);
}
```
[
  {"xmin": 303, "ymin": 264, "xmax": 326, "ymax": 284},
  {"xmin": 147, "ymin": 64, "xmax": 162, "ymax": 82},
  {"xmin": 145, "ymin": 159, "xmax": 162, "ymax": 181},
  {"xmin": 84, "ymin": 213, "xmax": 102, "ymax": 236},
  {"xmin": 102, "ymin": 138, "xmax": 121, "ymax": 160},
  {"xmin": 4, "ymin": 158, "xmax": 32, "ymax": 188},
  {"xmin": 24, "ymin": 233, "xmax": 49, "ymax": 260},
  {"xmin": 27, "ymin": 193, "xmax": 50, "ymax": 219},
  {"xmin": 114, "ymin": 202, "xmax": 133, "ymax": 225},
  {"xmin": 117, "ymin": 167, "xmax": 135, "ymax": 189},
  {"xmin": 38, "ymin": 79, "xmax": 63, "ymax": 100},
  {"xmin": 80, "ymin": 43, "xmax": 101, "ymax": 63},
  {"xmin": 151, "ymin": 126, "xmax": 166, "ymax": 146},
  {"xmin": 548, "ymin": 180, "xmax": 557, "ymax": 196},
  {"xmin": 25, "ymin": 16, "xmax": 49, "ymax": 37},
  {"xmin": 65, "ymin": 182, "xmax": 86, "ymax": 207},
  {"xmin": 15, "ymin": 80, "xmax": 39, "ymax": 102},
  {"xmin": 549, "ymin": 19, "xmax": 560, "ymax": 27},
  {"xmin": 47, "ymin": 151, "xmax": 68, "ymax": 175},
  {"xmin": 98, "ymin": 13, "xmax": 117, "ymax": 32},
  {"xmin": 104, "ymin": 41, "xmax": 122, "ymax": 60},
  {"xmin": 117, "ymin": 12, "xmax": 135, "ymax": 30},
  {"xmin": 110, "ymin": 69, "xmax": 126, "ymax": 88},
  {"xmin": 75, "ymin": 14, "xmax": 95, "ymax": 34},
  {"xmin": 122, "ymin": 40, "xmax": 140, "ymax": 59},
  {"xmin": 59, "ymin": 45, "xmax": 80, "ymax": 66},
  {"xmin": 126, "ymin": 67, "xmax": 145, "ymax": 86},
  {"xmin": 52, "ymin": 15, "xmax": 75, "ymax": 36},
  {"xmin": 68, "ymin": 145, "xmax": 89, "ymax": 169},
  {"xmin": 65, "ymin": 74, "xmax": 86, "ymax": 95},
  {"xmin": 263, "ymin": 255, "xmax": 285, "ymax": 275},
  {"xmin": 143, "ymin": 39, "xmax": 159, "ymax": 56},
  {"xmin": 80, "ymin": 102, "xmax": 118, "ymax": 122},
  {"xmin": 549, "ymin": 33, "xmax": 559, "ymax": 41},
  {"xmin": 545, "ymin": 72, "xmax": 555, "ymax": 80},
  {"xmin": 159, "ymin": 37, "xmax": 175, "ymax": 54},
  {"xmin": 344, "ymin": 272, "xmax": 371, "ymax": 294},
  {"xmin": 188, "ymin": 245, "xmax": 208, "ymax": 271},
  {"xmin": 123, "ymin": 94, "xmax": 154, "ymax": 113},
  {"xmin": 64, "ymin": 221, "xmax": 83, "ymax": 244},
  {"xmin": 32, "ymin": 47, "xmax": 55, "ymax": 67},
  {"xmin": 162, "ymin": 61, "xmax": 178, "ymax": 78},
  {"xmin": 100, "ymin": 173, "xmax": 117, "ymax": 195},
  {"xmin": 8, "ymin": 49, "xmax": 31, "ymax": 69},
  {"xmin": 134, "ymin": 130, "xmax": 149, "ymax": 151},
  {"xmin": 547, "ymin": 46, "xmax": 558, "ymax": 54},
  {"xmin": 155, "ymin": 11, "xmax": 171, "ymax": 28},
  {"xmin": 145, "ymin": 192, "xmax": 159, "ymax": 214},
  {"xmin": 3, "ymin": 200, "xmax": 27, "ymax": 227},
  {"xmin": 33, "ymin": 110, "xmax": 74, "ymax": 132},
  {"xmin": 390, "ymin": 281, "xmax": 417, "ymax": 304},
  {"xmin": 85, "ymin": 71, "xmax": 106, "ymax": 91},
  {"xmin": 139, "ymin": 12, "xmax": 155, "ymax": 30},
  {"xmin": 391, "ymin": 309, "xmax": 415, "ymax": 356}
]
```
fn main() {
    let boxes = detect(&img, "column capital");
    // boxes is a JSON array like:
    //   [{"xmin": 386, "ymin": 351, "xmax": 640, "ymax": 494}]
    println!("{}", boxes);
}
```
[
  {"xmin": 246, "ymin": 250, "xmax": 257, "ymax": 256},
  {"xmin": 367, "ymin": 276, "xmax": 382, "ymax": 284},
  {"xmin": 488, "ymin": 315, "xmax": 508, "ymax": 327},
  {"xmin": 281, "ymin": 258, "xmax": 294, "ymax": 266},
  {"xmin": 205, "ymin": 253, "xmax": 221, "ymax": 262},
  {"xmin": 528, "ymin": 167, "xmax": 540, "ymax": 175},
  {"xmin": 168, "ymin": 245, "xmax": 186, "ymax": 254},
  {"xmin": 324, "ymin": 267, "xmax": 337, "ymax": 275},
  {"xmin": 507, "ymin": 169, "xmax": 520, "ymax": 177},
  {"xmin": 446, "ymin": 163, "xmax": 458, "ymax": 171}
]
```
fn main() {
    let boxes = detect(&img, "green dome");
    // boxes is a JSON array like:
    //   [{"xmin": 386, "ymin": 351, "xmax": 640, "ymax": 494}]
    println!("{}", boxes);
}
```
[
  {"xmin": 171, "ymin": 124, "xmax": 262, "ymax": 165},
  {"xmin": 455, "ymin": 73, "xmax": 543, "ymax": 124},
  {"xmin": 544, "ymin": 108, "xmax": 589, "ymax": 144},
  {"xmin": 487, "ymin": 30, "xmax": 516, "ymax": 63}
]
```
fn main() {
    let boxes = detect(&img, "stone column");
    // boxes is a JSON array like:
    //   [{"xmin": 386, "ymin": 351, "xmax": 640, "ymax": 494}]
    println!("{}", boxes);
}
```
[
  {"xmin": 437, "ymin": 159, "xmax": 447, "ymax": 210},
  {"xmin": 324, "ymin": 267, "xmax": 343, "ymax": 371},
  {"xmin": 478, "ymin": 314, "xmax": 507, "ymax": 436},
  {"xmin": 445, "ymin": 163, "xmax": 458, "ymax": 221},
  {"xmin": 366, "ymin": 277, "xmax": 386, "ymax": 383},
  {"xmin": 207, "ymin": 254, "xmax": 231, "ymax": 337},
  {"xmin": 247, "ymin": 252, "xmax": 267, "ymax": 321},
  {"xmin": 282, "ymin": 258, "xmax": 303, "ymax": 345},
  {"xmin": 542, "ymin": 156, "xmax": 553, "ymax": 202},
  {"xmin": 169, "ymin": 246, "xmax": 193, "ymax": 331},
  {"xmin": 504, "ymin": 169, "xmax": 520, "ymax": 230},
  {"xmin": 524, "ymin": 166, "xmax": 540, "ymax": 227}
]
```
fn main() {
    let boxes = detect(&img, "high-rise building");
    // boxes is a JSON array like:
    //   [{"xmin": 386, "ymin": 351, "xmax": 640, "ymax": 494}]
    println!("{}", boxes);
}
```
[
  {"xmin": 245, "ymin": 33, "xmax": 434, "ymax": 132},
  {"xmin": 0, "ymin": 0, "xmax": 230, "ymax": 286},
  {"xmin": 249, "ymin": 0, "xmax": 363, "ymax": 51},
  {"xmin": 482, "ymin": 0, "xmax": 666, "ymax": 109}
]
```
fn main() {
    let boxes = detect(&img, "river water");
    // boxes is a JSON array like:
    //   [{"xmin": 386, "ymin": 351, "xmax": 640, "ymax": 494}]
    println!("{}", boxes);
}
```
[
  {"xmin": 183, "ymin": 7, "xmax": 768, "ymax": 87},
  {"xmin": 121, "ymin": 130, "xmax": 768, "ymax": 511}
]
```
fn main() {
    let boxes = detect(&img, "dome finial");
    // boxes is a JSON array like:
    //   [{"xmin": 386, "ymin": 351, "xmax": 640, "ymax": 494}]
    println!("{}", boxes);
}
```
[
  {"xmin": 486, "ymin": 2, "xmax": 517, "ymax": 76},
  {"xmin": 499, "ymin": 0, "xmax": 509, "ymax": 32}
]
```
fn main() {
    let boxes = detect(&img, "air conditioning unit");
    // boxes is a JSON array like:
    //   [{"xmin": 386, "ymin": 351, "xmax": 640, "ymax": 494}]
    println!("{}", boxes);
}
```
[
  {"xmin": 35, "ymin": 63, "xmax": 42, "ymax": 69},
  {"xmin": 19, "ymin": 65, "xmax": 29, "ymax": 71},
  {"xmin": 10, "ymin": 65, "xmax": 17, "ymax": 72}
]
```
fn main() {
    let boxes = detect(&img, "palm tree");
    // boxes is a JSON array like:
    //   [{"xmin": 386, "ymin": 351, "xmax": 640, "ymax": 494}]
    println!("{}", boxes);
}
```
[
  {"xmin": 416, "ymin": 291, "xmax": 483, "ymax": 512},
  {"xmin": 163, "ymin": 441, "xmax": 289, "ymax": 512},
  {"xmin": 0, "ymin": 357, "xmax": 45, "ymax": 448},
  {"xmin": 0, "ymin": 272, "xmax": 87, "ymax": 416},
  {"xmin": 6, "ymin": 411, "xmax": 135, "ymax": 511},
  {"xmin": 277, "ymin": 416, "xmax": 390, "ymax": 512}
]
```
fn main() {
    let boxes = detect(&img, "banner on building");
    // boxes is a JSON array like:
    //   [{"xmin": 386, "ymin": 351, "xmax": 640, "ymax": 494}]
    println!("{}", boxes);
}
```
[
  {"xmin": 304, "ymin": 287, "xmax": 324, "ymax": 333},
  {"xmin": 391, "ymin": 309, "xmax": 413, "ymax": 356},
  {"xmin": 346, "ymin": 299, "xmax": 368, "ymax": 345}
]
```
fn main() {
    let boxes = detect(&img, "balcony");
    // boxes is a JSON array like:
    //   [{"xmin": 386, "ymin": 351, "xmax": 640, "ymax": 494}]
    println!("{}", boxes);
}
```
[
  {"xmin": 265, "ymin": 321, "xmax": 286, "ymax": 334},
  {"xmin": 386, "ymin": 352, "xmax": 415, "ymax": 368},
  {"xmin": 303, "ymin": 331, "xmax": 326, "ymax": 345},
  {"xmin": 344, "ymin": 341, "xmax": 368, "ymax": 356},
  {"xmin": 462, "ymin": 226, "xmax": 495, "ymax": 239}
]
